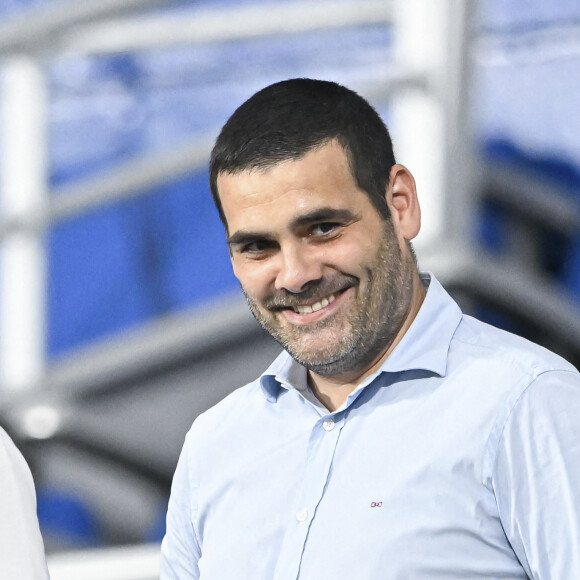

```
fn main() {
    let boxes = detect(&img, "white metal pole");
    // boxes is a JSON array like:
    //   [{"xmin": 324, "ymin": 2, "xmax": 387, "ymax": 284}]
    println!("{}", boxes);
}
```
[
  {"xmin": 0, "ymin": 56, "xmax": 48, "ymax": 392},
  {"xmin": 390, "ymin": 0, "xmax": 475, "ymax": 251},
  {"xmin": 390, "ymin": 0, "xmax": 447, "ymax": 251},
  {"xmin": 439, "ymin": 0, "xmax": 479, "ymax": 245}
]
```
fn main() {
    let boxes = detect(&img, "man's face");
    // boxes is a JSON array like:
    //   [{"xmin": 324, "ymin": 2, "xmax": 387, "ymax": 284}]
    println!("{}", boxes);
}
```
[{"xmin": 218, "ymin": 141, "xmax": 418, "ymax": 378}]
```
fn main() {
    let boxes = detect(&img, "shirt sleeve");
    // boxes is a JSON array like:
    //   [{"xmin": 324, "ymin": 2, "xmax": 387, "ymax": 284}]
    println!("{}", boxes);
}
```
[
  {"xmin": 492, "ymin": 369, "xmax": 580, "ymax": 579},
  {"xmin": 0, "ymin": 427, "xmax": 49, "ymax": 580},
  {"xmin": 160, "ymin": 431, "xmax": 202, "ymax": 580}
]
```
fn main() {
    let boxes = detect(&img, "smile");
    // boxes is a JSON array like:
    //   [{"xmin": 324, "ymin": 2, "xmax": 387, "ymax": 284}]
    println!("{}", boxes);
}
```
[{"xmin": 292, "ymin": 293, "xmax": 338, "ymax": 315}]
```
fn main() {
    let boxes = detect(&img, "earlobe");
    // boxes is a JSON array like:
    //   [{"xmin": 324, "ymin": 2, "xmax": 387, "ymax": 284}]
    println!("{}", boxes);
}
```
[{"xmin": 386, "ymin": 164, "xmax": 421, "ymax": 240}]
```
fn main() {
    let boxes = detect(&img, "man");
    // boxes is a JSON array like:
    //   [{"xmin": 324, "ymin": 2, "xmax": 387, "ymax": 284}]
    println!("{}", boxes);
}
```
[
  {"xmin": 160, "ymin": 78, "xmax": 580, "ymax": 579},
  {"xmin": 0, "ymin": 426, "xmax": 49, "ymax": 579}
]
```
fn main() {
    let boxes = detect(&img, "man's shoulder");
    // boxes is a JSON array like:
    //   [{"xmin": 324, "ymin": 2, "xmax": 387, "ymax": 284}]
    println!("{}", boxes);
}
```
[
  {"xmin": 0, "ymin": 426, "xmax": 31, "ymax": 475},
  {"xmin": 455, "ymin": 313, "xmax": 577, "ymax": 375},
  {"xmin": 196, "ymin": 376, "xmax": 265, "ymax": 425},
  {"xmin": 182, "ymin": 375, "xmax": 270, "ymax": 450}
]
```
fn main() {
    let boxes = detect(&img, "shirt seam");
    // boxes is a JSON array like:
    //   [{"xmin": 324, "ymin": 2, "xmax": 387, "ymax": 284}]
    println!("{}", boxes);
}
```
[
  {"xmin": 487, "ymin": 368, "xmax": 578, "ymax": 484},
  {"xmin": 185, "ymin": 432, "xmax": 203, "ymax": 553},
  {"xmin": 485, "ymin": 368, "xmax": 578, "ymax": 576}
]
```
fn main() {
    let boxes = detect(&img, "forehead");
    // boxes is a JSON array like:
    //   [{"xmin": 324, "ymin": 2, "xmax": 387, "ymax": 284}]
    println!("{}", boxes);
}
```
[{"xmin": 217, "ymin": 141, "xmax": 373, "ymax": 231}]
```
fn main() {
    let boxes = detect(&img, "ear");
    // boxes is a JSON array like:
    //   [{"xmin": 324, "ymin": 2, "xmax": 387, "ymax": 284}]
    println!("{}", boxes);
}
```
[{"xmin": 385, "ymin": 164, "xmax": 421, "ymax": 241}]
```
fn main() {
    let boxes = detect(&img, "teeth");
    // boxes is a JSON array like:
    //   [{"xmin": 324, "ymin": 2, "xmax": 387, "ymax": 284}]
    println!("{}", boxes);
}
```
[{"xmin": 294, "ymin": 293, "xmax": 336, "ymax": 315}]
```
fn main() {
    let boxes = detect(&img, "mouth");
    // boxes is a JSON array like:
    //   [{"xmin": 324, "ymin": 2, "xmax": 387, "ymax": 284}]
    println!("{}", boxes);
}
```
[
  {"xmin": 291, "ymin": 292, "xmax": 338, "ymax": 315},
  {"xmin": 263, "ymin": 280, "xmax": 355, "ymax": 321}
]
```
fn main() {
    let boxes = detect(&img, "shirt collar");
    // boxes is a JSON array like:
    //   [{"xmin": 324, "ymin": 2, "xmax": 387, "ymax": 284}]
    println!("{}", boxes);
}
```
[
  {"xmin": 259, "ymin": 272, "xmax": 462, "ymax": 402},
  {"xmin": 378, "ymin": 272, "xmax": 462, "ymax": 376},
  {"xmin": 260, "ymin": 349, "xmax": 309, "ymax": 403}
]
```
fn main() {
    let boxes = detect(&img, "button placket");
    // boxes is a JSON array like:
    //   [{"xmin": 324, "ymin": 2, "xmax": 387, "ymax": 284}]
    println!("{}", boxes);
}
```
[{"xmin": 272, "ymin": 415, "xmax": 345, "ymax": 580}]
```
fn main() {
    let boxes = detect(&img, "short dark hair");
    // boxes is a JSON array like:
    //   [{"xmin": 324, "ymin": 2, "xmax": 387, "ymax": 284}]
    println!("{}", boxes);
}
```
[{"xmin": 209, "ymin": 78, "xmax": 396, "ymax": 229}]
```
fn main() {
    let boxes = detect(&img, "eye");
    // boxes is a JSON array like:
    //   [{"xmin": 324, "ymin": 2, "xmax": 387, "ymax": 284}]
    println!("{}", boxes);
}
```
[
  {"xmin": 311, "ymin": 222, "xmax": 339, "ymax": 236},
  {"xmin": 240, "ymin": 239, "xmax": 275, "ymax": 255}
]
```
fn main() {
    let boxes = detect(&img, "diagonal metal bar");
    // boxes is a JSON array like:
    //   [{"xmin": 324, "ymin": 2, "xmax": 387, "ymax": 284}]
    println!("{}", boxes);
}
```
[
  {"xmin": 49, "ymin": 133, "xmax": 215, "ymax": 222},
  {"xmin": 59, "ymin": 0, "xmax": 393, "ymax": 55},
  {"xmin": 0, "ymin": 0, "xmax": 173, "ymax": 54},
  {"xmin": 0, "ymin": 131, "xmax": 215, "ymax": 237}
]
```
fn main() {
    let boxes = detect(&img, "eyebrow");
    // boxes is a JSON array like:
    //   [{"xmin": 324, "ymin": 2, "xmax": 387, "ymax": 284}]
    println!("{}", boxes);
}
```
[
  {"xmin": 227, "ymin": 230, "xmax": 272, "ymax": 247},
  {"xmin": 227, "ymin": 207, "xmax": 358, "ymax": 247},
  {"xmin": 289, "ymin": 207, "xmax": 357, "ymax": 229}
]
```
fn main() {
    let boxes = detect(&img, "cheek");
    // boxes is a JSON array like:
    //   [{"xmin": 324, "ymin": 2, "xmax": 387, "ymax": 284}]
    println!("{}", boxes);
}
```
[
  {"xmin": 231, "ymin": 260, "xmax": 273, "ymax": 298},
  {"xmin": 330, "ymin": 237, "xmax": 376, "ymax": 269}
]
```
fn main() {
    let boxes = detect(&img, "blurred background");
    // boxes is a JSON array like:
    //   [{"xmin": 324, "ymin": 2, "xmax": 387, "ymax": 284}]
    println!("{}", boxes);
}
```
[{"xmin": 1, "ymin": 0, "xmax": 580, "ymax": 577}]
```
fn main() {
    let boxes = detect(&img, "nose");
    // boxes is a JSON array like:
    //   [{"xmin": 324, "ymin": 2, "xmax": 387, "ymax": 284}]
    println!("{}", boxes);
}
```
[{"xmin": 275, "ymin": 243, "xmax": 323, "ymax": 294}]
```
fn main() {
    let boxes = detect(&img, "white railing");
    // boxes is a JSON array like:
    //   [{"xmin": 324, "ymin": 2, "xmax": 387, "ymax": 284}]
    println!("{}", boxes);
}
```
[{"xmin": 47, "ymin": 543, "xmax": 160, "ymax": 580}]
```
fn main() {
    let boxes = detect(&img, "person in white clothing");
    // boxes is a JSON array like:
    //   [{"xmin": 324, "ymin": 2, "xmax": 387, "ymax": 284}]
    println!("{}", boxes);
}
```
[{"xmin": 0, "ymin": 426, "xmax": 49, "ymax": 579}]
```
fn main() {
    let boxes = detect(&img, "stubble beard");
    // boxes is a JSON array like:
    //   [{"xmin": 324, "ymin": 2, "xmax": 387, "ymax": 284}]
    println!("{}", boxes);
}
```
[{"xmin": 243, "ymin": 222, "xmax": 416, "ymax": 378}]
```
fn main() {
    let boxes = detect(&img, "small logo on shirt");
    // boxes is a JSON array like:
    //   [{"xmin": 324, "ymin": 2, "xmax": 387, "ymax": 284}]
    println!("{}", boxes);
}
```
[{"xmin": 370, "ymin": 501, "xmax": 383, "ymax": 508}]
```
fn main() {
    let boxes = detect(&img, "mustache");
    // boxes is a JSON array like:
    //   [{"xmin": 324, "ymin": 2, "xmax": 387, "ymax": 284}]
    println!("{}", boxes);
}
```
[{"xmin": 262, "ymin": 275, "xmax": 357, "ymax": 310}]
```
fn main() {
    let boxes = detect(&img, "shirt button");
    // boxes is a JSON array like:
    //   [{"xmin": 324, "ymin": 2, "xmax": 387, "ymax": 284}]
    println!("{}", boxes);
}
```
[
  {"xmin": 296, "ymin": 508, "xmax": 308, "ymax": 522},
  {"xmin": 322, "ymin": 418, "xmax": 335, "ymax": 431}
]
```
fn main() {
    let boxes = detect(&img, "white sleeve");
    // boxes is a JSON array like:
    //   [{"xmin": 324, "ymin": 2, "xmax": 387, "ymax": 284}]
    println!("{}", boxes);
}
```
[
  {"xmin": 492, "ymin": 369, "xmax": 580, "ymax": 579},
  {"xmin": 0, "ymin": 427, "xmax": 49, "ymax": 579},
  {"xmin": 160, "ymin": 431, "xmax": 201, "ymax": 580}
]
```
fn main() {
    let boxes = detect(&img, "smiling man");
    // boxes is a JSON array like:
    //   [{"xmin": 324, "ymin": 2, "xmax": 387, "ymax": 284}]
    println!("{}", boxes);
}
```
[{"xmin": 160, "ymin": 79, "xmax": 580, "ymax": 579}]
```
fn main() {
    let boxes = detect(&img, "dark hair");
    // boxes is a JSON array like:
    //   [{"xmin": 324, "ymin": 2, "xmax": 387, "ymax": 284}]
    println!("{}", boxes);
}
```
[{"xmin": 209, "ymin": 78, "xmax": 396, "ymax": 228}]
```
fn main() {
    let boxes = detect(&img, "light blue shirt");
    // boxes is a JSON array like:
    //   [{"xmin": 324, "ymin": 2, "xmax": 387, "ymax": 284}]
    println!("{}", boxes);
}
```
[{"xmin": 160, "ymin": 274, "xmax": 580, "ymax": 579}]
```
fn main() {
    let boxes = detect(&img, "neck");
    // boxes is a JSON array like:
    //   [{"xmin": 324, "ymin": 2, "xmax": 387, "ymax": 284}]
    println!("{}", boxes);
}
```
[{"xmin": 308, "ymin": 271, "xmax": 426, "ymax": 412}]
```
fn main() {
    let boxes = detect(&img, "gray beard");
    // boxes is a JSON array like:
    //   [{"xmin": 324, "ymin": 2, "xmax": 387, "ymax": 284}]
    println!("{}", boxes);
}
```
[{"xmin": 260, "ymin": 288, "xmax": 397, "ymax": 378}]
